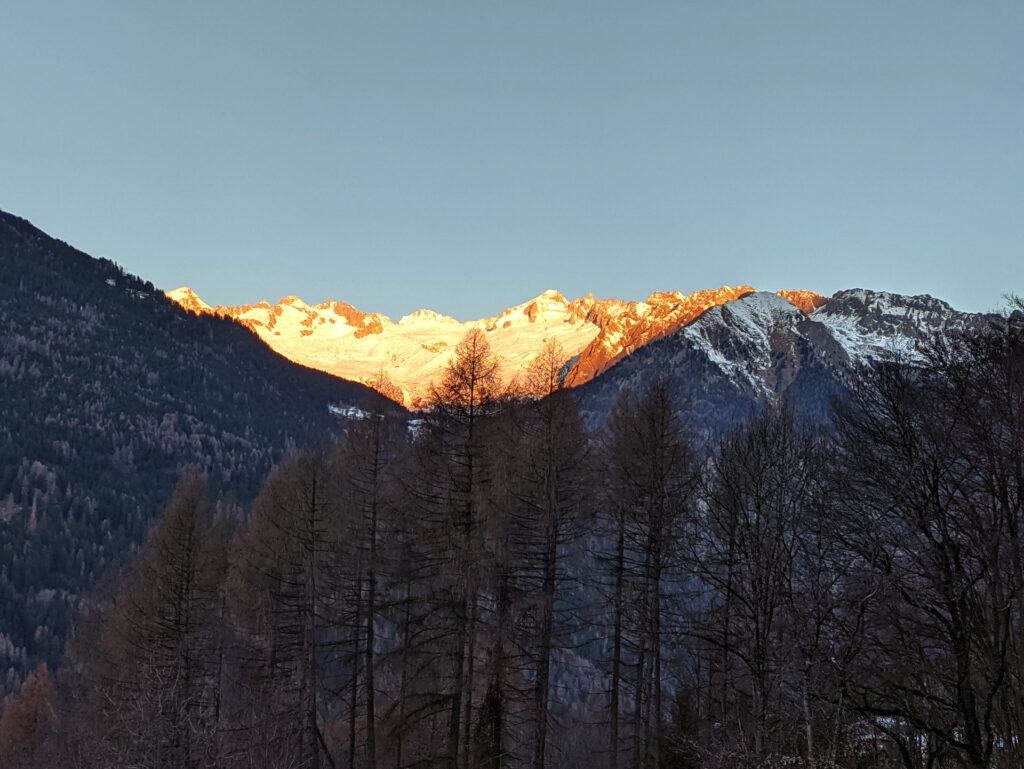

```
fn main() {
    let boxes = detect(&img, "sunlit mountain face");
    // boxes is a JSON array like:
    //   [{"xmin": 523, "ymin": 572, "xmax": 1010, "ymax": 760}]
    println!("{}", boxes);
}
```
[{"xmin": 167, "ymin": 285, "xmax": 827, "ymax": 406}]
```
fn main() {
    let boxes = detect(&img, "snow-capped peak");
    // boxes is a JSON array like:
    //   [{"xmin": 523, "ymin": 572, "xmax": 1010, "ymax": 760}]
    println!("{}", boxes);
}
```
[
  {"xmin": 165, "ymin": 285, "xmax": 827, "ymax": 407},
  {"xmin": 716, "ymin": 290, "xmax": 805, "ymax": 327},
  {"xmin": 397, "ymin": 308, "xmax": 460, "ymax": 326},
  {"xmin": 167, "ymin": 286, "xmax": 212, "ymax": 314},
  {"xmin": 813, "ymin": 288, "xmax": 968, "ymax": 362},
  {"xmin": 537, "ymin": 288, "xmax": 569, "ymax": 303}
]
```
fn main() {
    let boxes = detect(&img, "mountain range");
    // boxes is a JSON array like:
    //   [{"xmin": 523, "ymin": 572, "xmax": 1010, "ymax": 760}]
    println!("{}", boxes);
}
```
[
  {"xmin": 0, "ymin": 205, "xmax": 997, "ymax": 698},
  {"xmin": 168, "ymin": 285, "xmax": 832, "ymax": 406},
  {"xmin": 0, "ymin": 208, "xmax": 393, "ymax": 695},
  {"xmin": 168, "ymin": 283, "xmax": 984, "ymax": 432}
]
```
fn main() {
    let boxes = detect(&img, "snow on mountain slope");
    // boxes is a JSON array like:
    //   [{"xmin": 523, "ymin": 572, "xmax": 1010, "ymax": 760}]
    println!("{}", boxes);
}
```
[
  {"xmin": 170, "ymin": 288, "xmax": 600, "ymax": 406},
  {"xmin": 168, "ymin": 282, "xmax": 985, "ymax": 422},
  {"xmin": 168, "ymin": 286, "xmax": 822, "ymax": 406},
  {"xmin": 575, "ymin": 288, "xmax": 985, "ymax": 432},
  {"xmin": 575, "ymin": 291, "xmax": 850, "ymax": 432},
  {"xmin": 562, "ymin": 285, "xmax": 759, "ymax": 385},
  {"xmin": 166, "ymin": 286, "xmax": 212, "ymax": 314},
  {"xmin": 810, "ymin": 288, "xmax": 974, "ymax": 363}
]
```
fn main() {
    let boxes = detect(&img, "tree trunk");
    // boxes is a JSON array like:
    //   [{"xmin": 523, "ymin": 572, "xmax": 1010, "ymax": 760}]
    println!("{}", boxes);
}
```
[{"xmin": 610, "ymin": 510, "xmax": 626, "ymax": 769}]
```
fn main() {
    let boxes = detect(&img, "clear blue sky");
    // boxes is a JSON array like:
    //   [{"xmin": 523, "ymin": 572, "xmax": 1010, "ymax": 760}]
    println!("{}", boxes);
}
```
[{"xmin": 2, "ymin": 2, "xmax": 1021, "ymax": 319}]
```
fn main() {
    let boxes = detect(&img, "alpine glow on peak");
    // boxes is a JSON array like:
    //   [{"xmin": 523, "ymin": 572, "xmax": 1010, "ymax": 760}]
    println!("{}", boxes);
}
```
[{"xmin": 167, "ymin": 286, "xmax": 825, "ymax": 406}]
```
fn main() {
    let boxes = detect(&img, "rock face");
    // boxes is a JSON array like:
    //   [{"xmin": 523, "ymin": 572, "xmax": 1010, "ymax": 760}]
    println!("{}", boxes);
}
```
[
  {"xmin": 562, "ymin": 286, "xmax": 759, "ymax": 386},
  {"xmin": 776, "ymin": 289, "xmax": 828, "ymax": 315},
  {"xmin": 167, "ymin": 285, "xmax": 820, "ymax": 405},
  {"xmin": 812, "ymin": 289, "xmax": 974, "ymax": 360},
  {"xmin": 574, "ymin": 289, "xmax": 991, "ymax": 435}
]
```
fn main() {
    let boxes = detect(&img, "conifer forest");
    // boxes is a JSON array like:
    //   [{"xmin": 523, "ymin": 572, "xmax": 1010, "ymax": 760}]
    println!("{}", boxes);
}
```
[{"xmin": 3, "ymin": 317, "xmax": 1024, "ymax": 769}]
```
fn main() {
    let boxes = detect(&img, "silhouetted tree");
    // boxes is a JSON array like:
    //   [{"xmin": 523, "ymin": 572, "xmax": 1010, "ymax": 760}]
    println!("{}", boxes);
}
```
[
  {"xmin": 832, "ymin": 323, "xmax": 1024, "ymax": 769},
  {"xmin": 64, "ymin": 470, "xmax": 224, "ymax": 768},
  {"xmin": 0, "ymin": 663, "xmax": 54, "ymax": 768},
  {"xmin": 229, "ymin": 449, "xmax": 342, "ymax": 769},
  {"xmin": 687, "ymin": 406, "xmax": 831, "ymax": 764},
  {"xmin": 402, "ymin": 328, "xmax": 507, "ymax": 769},
  {"xmin": 601, "ymin": 383, "xmax": 697, "ymax": 769},
  {"xmin": 506, "ymin": 360, "xmax": 589, "ymax": 769}
]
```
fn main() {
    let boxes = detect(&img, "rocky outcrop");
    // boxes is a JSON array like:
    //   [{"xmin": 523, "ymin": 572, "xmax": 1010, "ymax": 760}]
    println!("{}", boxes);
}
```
[{"xmin": 563, "ymin": 286, "xmax": 755, "ymax": 385}]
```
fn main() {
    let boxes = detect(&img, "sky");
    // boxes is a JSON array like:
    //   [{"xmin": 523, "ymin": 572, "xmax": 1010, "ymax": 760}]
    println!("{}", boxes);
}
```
[{"xmin": 1, "ymin": 2, "xmax": 1022, "ymax": 320}]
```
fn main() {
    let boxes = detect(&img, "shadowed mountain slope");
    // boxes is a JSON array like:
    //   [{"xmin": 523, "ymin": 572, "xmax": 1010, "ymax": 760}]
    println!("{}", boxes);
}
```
[
  {"xmin": 574, "ymin": 289, "xmax": 989, "ymax": 436},
  {"xmin": 0, "ymin": 208, "xmax": 397, "ymax": 693}
]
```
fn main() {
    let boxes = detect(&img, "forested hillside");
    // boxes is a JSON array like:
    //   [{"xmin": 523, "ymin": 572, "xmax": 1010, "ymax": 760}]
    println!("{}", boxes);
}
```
[
  {"xmin": 0, "ymin": 209, "xmax": 396, "ymax": 696},
  {"xmin": 4, "ymin": 321, "xmax": 1023, "ymax": 769}
]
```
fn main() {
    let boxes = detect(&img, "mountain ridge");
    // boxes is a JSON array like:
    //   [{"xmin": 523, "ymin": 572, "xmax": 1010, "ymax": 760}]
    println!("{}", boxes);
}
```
[
  {"xmin": 0, "ymin": 205, "xmax": 1006, "ymax": 702},
  {"xmin": 574, "ymin": 287, "xmax": 992, "ymax": 434},
  {"xmin": 168, "ymin": 284, "xmax": 829, "ymax": 405},
  {"xmin": 0, "ymin": 207, "xmax": 398, "ymax": 694}
]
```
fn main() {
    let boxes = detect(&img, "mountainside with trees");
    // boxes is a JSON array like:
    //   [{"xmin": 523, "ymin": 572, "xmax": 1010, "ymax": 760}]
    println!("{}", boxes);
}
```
[
  {"xmin": 4, "ymin": 313, "xmax": 1024, "ymax": 769},
  {"xmin": 2, "ymin": 210, "xmax": 1023, "ymax": 768},
  {"xmin": 0, "ymin": 209, "xmax": 398, "ymax": 699}
]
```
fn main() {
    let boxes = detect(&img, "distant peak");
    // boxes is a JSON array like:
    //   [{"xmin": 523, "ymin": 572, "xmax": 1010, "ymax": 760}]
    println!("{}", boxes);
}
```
[
  {"xmin": 776, "ymin": 289, "xmax": 828, "ymax": 314},
  {"xmin": 167, "ymin": 286, "xmax": 200, "ymax": 300},
  {"xmin": 166, "ymin": 286, "xmax": 212, "ymax": 314},
  {"xmin": 691, "ymin": 291, "xmax": 807, "ymax": 332},
  {"xmin": 536, "ymin": 288, "xmax": 568, "ymax": 303},
  {"xmin": 825, "ymin": 288, "xmax": 957, "ymax": 316},
  {"xmin": 397, "ymin": 308, "xmax": 459, "ymax": 325}
]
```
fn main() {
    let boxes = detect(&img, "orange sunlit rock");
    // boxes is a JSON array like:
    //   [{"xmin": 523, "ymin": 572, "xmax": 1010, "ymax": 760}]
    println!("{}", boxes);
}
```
[
  {"xmin": 777, "ymin": 289, "xmax": 828, "ymax": 314},
  {"xmin": 165, "ymin": 284, "xmax": 822, "ymax": 407}
]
